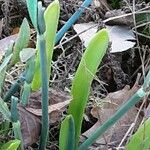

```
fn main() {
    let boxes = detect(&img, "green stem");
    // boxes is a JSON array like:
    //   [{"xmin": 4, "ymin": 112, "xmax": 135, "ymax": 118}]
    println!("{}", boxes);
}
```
[
  {"xmin": 4, "ymin": 74, "xmax": 25, "ymax": 102},
  {"xmin": 79, "ymin": 92, "xmax": 143, "ymax": 150},
  {"xmin": 11, "ymin": 96, "xmax": 24, "ymax": 150},
  {"xmin": 39, "ymin": 34, "xmax": 49, "ymax": 150}
]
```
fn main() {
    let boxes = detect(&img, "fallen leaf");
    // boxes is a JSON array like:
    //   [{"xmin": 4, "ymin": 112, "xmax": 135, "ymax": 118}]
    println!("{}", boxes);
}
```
[
  {"xmin": 73, "ymin": 23, "xmax": 136, "ymax": 53},
  {"xmin": 107, "ymin": 25, "xmax": 135, "ymax": 53},
  {"xmin": 82, "ymin": 84, "xmax": 141, "ymax": 148},
  {"xmin": 26, "ymin": 100, "xmax": 70, "ymax": 116},
  {"xmin": 18, "ymin": 106, "xmax": 41, "ymax": 148},
  {"xmin": 0, "ymin": 34, "xmax": 18, "ymax": 61},
  {"xmin": 17, "ymin": 89, "xmax": 70, "ymax": 148},
  {"xmin": 26, "ymin": 100, "xmax": 71, "ymax": 124},
  {"xmin": 11, "ymin": 27, "xmax": 20, "ymax": 35}
]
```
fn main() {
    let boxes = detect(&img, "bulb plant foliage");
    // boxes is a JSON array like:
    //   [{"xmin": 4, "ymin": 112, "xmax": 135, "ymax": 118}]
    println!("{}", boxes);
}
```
[{"xmin": 0, "ymin": 0, "xmax": 150, "ymax": 150}]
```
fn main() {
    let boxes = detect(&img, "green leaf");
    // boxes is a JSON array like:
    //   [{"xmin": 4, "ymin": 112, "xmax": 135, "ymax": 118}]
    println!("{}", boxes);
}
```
[
  {"xmin": 21, "ymin": 82, "xmax": 31, "ymax": 106},
  {"xmin": 0, "ymin": 43, "xmax": 13, "ymax": 95},
  {"xmin": 31, "ymin": 0, "xmax": 60, "ymax": 90},
  {"xmin": 0, "ymin": 139, "xmax": 20, "ymax": 150},
  {"xmin": 0, "ymin": 54, "xmax": 12, "ymax": 72},
  {"xmin": 26, "ymin": 0, "xmax": 38, "ymax": 30},
  {"xmin": 0, "ymin": 54, "xmax": 12, "ymax": 95},
  {"xmin": 68, "ymin": 29, "xmax": 109, "ymax": 147},
  {"xmin": 37, "ymin": 1, "xmax": 46, "ymax": 34},
  {"xmin": 0, "ymin": 98, "xmax": 11, "ymax": 121},
  {"xmin": 12, "ymin": 121, "xmax": 24, "ymax": 150},
  {"xmin": 59, "ymin": 115, "xmax": 75, "ymax": 150},
  {"xmin": 126, "ymin": 118, "xmax": 150, "ymax": 150},
  {"xmin": 9, "ymin": 18, "xmax": 30, "ymax": 67}
]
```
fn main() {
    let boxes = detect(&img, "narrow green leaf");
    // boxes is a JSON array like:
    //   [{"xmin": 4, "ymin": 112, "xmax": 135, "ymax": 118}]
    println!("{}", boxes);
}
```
[
  {"xmin": 126, "ymin": 118, "xmax": 150, "ymax": 150},
  {"xmin": 0, "ymin": 98, "xmax": 11, "ymax": 121},
  {"xmin": 59, "ymin": 115, "xmax": 75, "ymax": 150},
  {"xmin": 37, "ymin": 1, "xmax": 46, "ymax": 34},
  {"xmin": 0, "ymin": 42, "xmax": 14, "ymax": 95},
  {"xmin": 31, "ymin": 0, "xmax": 60, "ymax": 90},
  {"xmin": 21, "ymin": 82, "xmax": 31, "ymax": 106},
  {"xmin": 26, "ymin": 0, "xmax": 38, "ymax": 30},
  {"xmin": 11, "ymin": 96, "xmax": 19, "ymax": 123},
  {"xmin": 12, "ymin": 121, "xmax": 24, "ymax": 150},
  {"xmin": 0, "ymin": 54, "xmax": 12, "ymax": 94},
  {"xmin": 68, "ymin": 29, "xmax": 109, "ymax": 147},
  {"xmin": 9, "ymin": 18, "xmax": 30, "ymax": 67},
  {"xmin": 0, "ymin": 139, "xmax": 20, "ymax": 150},
  {"xmin": 0, "ymin": 54, "xmax": 12, "ymax": 72}
]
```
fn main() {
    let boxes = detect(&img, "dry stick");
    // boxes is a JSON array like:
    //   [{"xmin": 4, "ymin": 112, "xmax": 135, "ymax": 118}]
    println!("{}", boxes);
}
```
[{"xmin": 103, "ymin": 9, "xmax": 150, "ymax": 24}]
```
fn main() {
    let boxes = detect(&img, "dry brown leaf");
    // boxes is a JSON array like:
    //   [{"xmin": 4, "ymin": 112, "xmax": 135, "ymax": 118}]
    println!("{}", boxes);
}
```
[
  {"xmin": 26, "ymin": 100, "xmax": 71, "ymax": 124},
  {"xmin": 11, "ymin": 27, "xmax": 20, "ymax": 35},
  {"xmin": 26, "ymin": 100, "xmax": 71, "ymax": 116},
  {"xmin": 83, "ymin": 84, "xmax": 141, "ymax": 148},
  {"xmin": 17, "ymin": 89, "xmax": 70, "ymax": 147},
  {"xmin": 26, "ymin": 89, "xmax": 70, "ymax": 124},
  {"xmin": 0, "ymin": 34, "xmax": 18, "ymax": 61},
  {"xmin": 18, "ymin": 106, "xmax": 41, "ymax": 148}
]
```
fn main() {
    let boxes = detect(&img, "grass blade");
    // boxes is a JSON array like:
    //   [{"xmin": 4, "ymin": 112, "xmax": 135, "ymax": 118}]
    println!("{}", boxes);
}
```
[{"xmin": 68, "ymin": 29, "xmax": 109, "ymax": 147}]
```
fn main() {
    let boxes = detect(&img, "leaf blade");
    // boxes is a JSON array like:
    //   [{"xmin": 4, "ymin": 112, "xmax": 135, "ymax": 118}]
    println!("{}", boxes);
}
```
[
  {"xmin": 59, "ymin": 115, "xmax": 75, "ymax": 150},
  {"xmin": 31, "ymin": 0, "xmax": 60, "ymax": 90},
  {"xmin": 68, "ymin": 29, "xmax": 109, "ymax": 147}
]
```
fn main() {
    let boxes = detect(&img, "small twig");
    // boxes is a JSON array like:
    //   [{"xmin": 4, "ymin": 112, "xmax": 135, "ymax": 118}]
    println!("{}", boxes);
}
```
[{"xmin": 116, "ymin": 123, "xmax": 135, "ymax": 149}]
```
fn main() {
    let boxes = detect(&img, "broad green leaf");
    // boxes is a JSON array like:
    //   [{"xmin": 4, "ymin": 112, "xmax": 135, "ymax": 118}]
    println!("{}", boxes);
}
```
[
  {"xmin": 0, "ymin": 139, "xmax": 20, "ymax": 150},
  {"xmin": 0, "ymin": 98, "xmax": 11, "ymax": 121},
  {"xmin": 32, "ymin": 0, "xmax": 60, "ymax": 90},
  {"xmin": 126, "ymin": 118, "xmax": 150, "ymax": 150},
  {"xmin": 68, "ymin": 29, "xmax": 109, "ymax": 147},
  {"xmin": 9, "ymin": 18, "xmax": 30, "ymax": 67},
  {"xmin": 26, "ymin": 0, "xmax": 38, "ymax": 30},
  {"xmin": 59, "ymin": 115, "xmax": 75, "ymax": 150}
]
